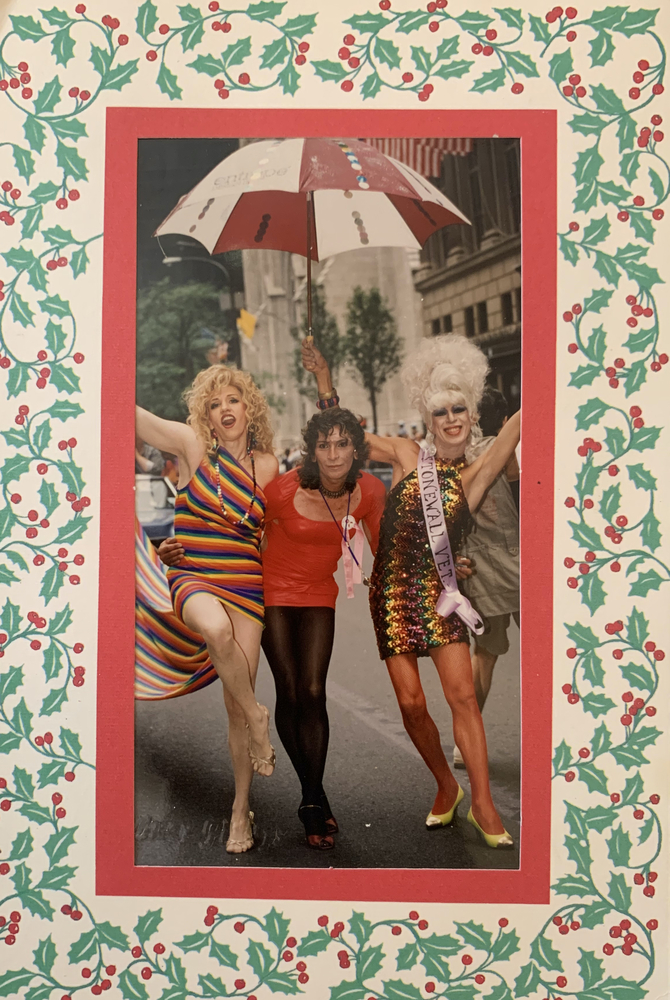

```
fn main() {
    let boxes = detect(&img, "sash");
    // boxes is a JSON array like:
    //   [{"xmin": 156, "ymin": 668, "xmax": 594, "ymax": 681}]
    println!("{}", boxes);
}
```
[
  {"xmin": 417, "ymin": 447, "xmax": 484, "ymax": 634},
  {"xmin": 341, "ymin": 514, "xmax": 364, "ymax": 599}
]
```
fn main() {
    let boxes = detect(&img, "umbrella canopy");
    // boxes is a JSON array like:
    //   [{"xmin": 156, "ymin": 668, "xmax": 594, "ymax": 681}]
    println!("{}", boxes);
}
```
[{"xmin": 155, "ymin": 137, "xmax": 470, "ymax": 262}]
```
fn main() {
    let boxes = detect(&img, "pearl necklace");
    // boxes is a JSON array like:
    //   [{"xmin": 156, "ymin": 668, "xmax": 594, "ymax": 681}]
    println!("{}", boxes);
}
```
[{"xmin": 214, "ymin": 447, "xmax": 258, "ymax": 527}]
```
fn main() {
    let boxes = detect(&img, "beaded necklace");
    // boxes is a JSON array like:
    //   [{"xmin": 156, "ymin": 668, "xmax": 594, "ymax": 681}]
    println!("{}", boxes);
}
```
[{"xmin": 214, "ymin": 446, "xmax": 258, "ymax": 527}]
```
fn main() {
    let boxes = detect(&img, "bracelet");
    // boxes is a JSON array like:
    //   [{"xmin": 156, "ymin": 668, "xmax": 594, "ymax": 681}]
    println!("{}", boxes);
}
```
[
  {"xmin": 316, "ymin": 394, "xmax": 340, "ymax": 411},
  {"xmin": 318, "ymin": 386, "xmax": 338, "ymax": 400}
]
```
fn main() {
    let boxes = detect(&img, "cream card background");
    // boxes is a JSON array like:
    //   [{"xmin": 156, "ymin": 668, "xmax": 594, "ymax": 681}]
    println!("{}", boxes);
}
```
[{"xmin": 0, "ymin": 1, "xmax": 667, "ymax": 998}]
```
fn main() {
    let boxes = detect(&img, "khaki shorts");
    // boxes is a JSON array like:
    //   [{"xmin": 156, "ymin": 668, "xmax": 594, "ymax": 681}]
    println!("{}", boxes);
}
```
[{"xmin": 474, "ymin": 611, "xmax": 520, "ymax": 657}]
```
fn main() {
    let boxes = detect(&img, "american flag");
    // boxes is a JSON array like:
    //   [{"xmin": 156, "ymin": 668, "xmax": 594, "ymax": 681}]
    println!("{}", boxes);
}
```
[{"xmin": 363, "ymin": 137, "xmax": 473, "ymax": 178}]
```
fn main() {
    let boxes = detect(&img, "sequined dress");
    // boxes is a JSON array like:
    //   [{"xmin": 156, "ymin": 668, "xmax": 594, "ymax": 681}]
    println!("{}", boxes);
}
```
[{"xmin": 369, "ymin": 460, "xmax": 471, "ymax": 659}]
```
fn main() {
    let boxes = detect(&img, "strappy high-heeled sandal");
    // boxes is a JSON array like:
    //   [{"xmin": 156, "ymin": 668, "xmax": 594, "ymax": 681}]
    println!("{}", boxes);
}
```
[
  {"xmin": 247, "ymin": 705, "xmax": 276, "ymax": 776},
  {"xmin": 298, "ymin": 804, "xmax": 334, "ymax": 851},
  {"xmin": 226, "ymin": 811, "xmax": 255, "ymax": 854},
  {"xmin": 321, "ymin": 792, "xmax": 339, "ymax": 835}
]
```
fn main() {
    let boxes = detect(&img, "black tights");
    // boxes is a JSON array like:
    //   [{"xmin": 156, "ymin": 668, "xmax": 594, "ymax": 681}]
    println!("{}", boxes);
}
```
[{"xmin": 261, "ymin": 606, "xmax": 335, "ymax": 809}]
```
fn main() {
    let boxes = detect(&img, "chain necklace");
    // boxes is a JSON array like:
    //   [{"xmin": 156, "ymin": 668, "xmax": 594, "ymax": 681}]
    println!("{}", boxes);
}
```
[
  {"xmin": 319, "ymin": 482, "xmax": 349, "ymax": 498},
  {"xmin": 214, "ymin": 446, "xmax": 258, "ymax": 527}
]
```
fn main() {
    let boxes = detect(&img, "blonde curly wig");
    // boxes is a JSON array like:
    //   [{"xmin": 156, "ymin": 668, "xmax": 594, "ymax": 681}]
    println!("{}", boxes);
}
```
[
  {"xmin": 183, "ymin": 365, "xmax": 274, "ymax": 454},
  {"xmin": 401, "ymin": 334, "xmax": 489, "ymax": 458}
]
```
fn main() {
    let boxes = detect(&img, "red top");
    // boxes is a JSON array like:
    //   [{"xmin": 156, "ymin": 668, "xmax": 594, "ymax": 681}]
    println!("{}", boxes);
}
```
[{"xmin": 262, "ymin": 470, "xmax": 387, "ymax": 608}]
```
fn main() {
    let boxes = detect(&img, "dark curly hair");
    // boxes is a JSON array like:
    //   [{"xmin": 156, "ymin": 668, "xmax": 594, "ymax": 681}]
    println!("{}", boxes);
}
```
[{"xmin": 297, "ymin": 408, "xmax": 369, "ymax": 492}]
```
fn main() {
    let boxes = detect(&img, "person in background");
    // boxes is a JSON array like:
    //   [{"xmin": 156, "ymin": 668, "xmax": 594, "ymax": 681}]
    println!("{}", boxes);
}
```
[
  {"xmin": 135, "ymin": 437, "xmax": 165, "ymax": 476},
  {"xmin": 454, "ymin": 386, "xmax": 519, "ymax": 767},
  {"xmin": 397, "ymin": 420, "xmax": 408, "ymax": 438}
]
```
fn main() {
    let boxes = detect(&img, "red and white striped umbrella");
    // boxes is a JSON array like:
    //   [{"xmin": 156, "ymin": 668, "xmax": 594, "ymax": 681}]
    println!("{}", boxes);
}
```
[{"xmin": 155, "ymin": 137, "xmax": 470, "ymax": 334}]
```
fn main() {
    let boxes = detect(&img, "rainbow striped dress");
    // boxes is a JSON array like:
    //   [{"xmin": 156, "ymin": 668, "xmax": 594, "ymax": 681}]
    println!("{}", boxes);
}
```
[{"xmin": 167, "ymin": 447, "xmax": 266, "ymax": 626}]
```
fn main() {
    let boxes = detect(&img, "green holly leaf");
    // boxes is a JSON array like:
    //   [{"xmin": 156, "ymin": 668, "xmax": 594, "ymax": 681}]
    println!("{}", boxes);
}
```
[
  {"xmin": 52, "ymin": 29, "xmax": 76, "ymax": 66},
  {"xmin": 471, "ymin": 68, "xmax": 506, "ymax": 93},
  {"xmin": 70, "ymin": 245, "xmax": 89, "ymax": 279},
  {"xmin": 13, "ymin": 764, "xmax": 35, "ymax": 798},
  {"xmin": 456, "ymin": 10, "xmax": 493, "ymax": 30},
  {"xmin": 260, "ymin": 36, "xmax": 288, "ymax": 69},
  {"xmin": 208, "ymin": 938, "xmax": 238, "ymax": 967},
  {"xmin": 641, "ymin": 508, "xmax": 662, "ymax": 551},
  {"xmin": 31, "ymin": 180, "xmax": 61, "ymax": 203},
  {"xmin": 283, "ymin": 14, "xmax": 317, "ymax": 36},
  {"xmin": 560, "ymin": 235, "xmax": 580, "ymax": 267},
  {"xmin": 134, "ymin": 909, "xmax": 163, "ymax": 944},
  {"xmin": 51, "ymin": 118, "xmax": 88, "ymax": 141},
  {"xmin": 102, "ymin": 60, "xmax": 140, "ymax": 91},
  {"xmin": 49, "ymin": 364, "xmax": 81, "ymax": 394},
  {"xmin": 39, "ymin": 564, "xmax": 66, "ymax": 605},
  {"xmin": 593, "ymin": 251, "xmax": 621, "ymax": 286},
  {"xmin": 583, "ymin": 215, "xmax": 610, "ymax": 246},
  {"xmin": 181, "ymin": 19, "xmax": 204, "ymax": 51},
  {"xmin": 582, "ymin": 649, "xmax": 605, "ymax": 686},
  {"xmin": 344, "ymin": 13, "xmax": 389, "ymax": 32},
  {"xmin": 22, "ymin": 205, "xmax": 43, "ymax": 239},
  {"xmin": 569, "ymin": 520, "xmax": 601, "ymax": 549},
  {"xmin": 67, "ymin": 929, "xmax": 97, "ymax": 964},
  {"xmin": 531, "ymin": 934, "xmax": 563, "ymax": 972},
  {"xmin": 361, "ymin": 73, "xmax": 382, "ymax": 99},
  {"xmin": 575, "ymin": 148, "xmax": 605, "ymax": 189},
  {"xmin": 624, "ymin": 325, "xmax": 656, "ymax": 353},
  {"xmin": 590, "ymin": 29, "xmax": 615, "ymax": 67},
  {"xmin": 1, "ymin": 454, "xmax": 32, "ymax": 484},
  {"xmin": 247, "ymin": 939, "xmax": 273, "ymax": 978},
  {"xmin": 40, "ymin": 7, "xmax": 72, "ymax": 26},
  {"xmin": 619, "ymin": 661, "xmax": 656, "ymax": 694},
  {"xmin": 584, "ymin": 287, "xmax": 614, "ymax": 314},
  {"xmin": 565, "ymin": 621, "xmax": 600, "ymax": 648},
  {"xmin": 621, "ymin": 773, "xmax": 644, "ymax": 807},
  {"xmin": 581, "ymin": 900, "xmax": 613, "ymax": 929},
  {"xmin": 186, "ymin": 55, "xmax": 225, "ymax": 76},
  {"xmin": 1, "ymin": 598, "xmax": 22, "ymax": 634},
  {"xmin": 223, "ymin": 36, "xmax": 252, "ymax": 67},
  {"xmin": 396, "ymin": 941, "xmax": 419, "ymax": 971},
  {"xmin": 454, "ymin": 921, "xmax": 492, "ymax": 951},
  {"xmin": 49, "ymin": 400, "xmax": 84, "ymax": 422},
  {"xmin": 579, "ymin": 949, "xmax": 605, "ymax": 990},
  {"xmin": 374, "ymin": 36, "xmax": 401, "ymax": 70},
  {"xmin": 609, "ymin": 746, "xmax": 648, "ymax": 772},
  {"xmin": 591, "ymin": 83, "xmax": 626, "ymax": 116},
  {"xmin": 604, "ymin": 425, "xmax": 625, "ymax": 457},
  {"xmin": 638, "ymin": 815, "xmax": 654, "ymax": 844},
  {"xmin": 348, "ymin": 911, "xmax": 372, "ymax": 946},
  {"xmin": 38, "ymin": 759, "xmax": 68, "ymax": 786},
  {"xmin": 55, "ymin": 141, "xmax": 88, "ymax": 181},
  {"xmin": 569, "ymin": 365, "xmax": 601, "ymax": 388},
  {"xmin": 553, "ymin": 739, "xmax": 574, "ymax": 774},
  {"xmin": 514, "ymin": 962, "xmax": 542, "ymax": 998},
  {"xmin": 411, "ymin": 46, "xmax": 432, "ymax": 74},
  {"xmin": 263, "ymin": 907, "xmax": 290, "ymax": 950},
  {"xmin": 10, "ymin": 292, "xmax": 36, "ymax": 328},
  {"xmin": 648, "ymin": 167, "xmax": 665, "ymax": 204},
  {"xmin": 24, "ymin": 117, "xmax": 47, "ymax": 154},
  {"xmin": 10, "ymin": 827, "xmax": 34, "ymax": 861},
  {"xmin": 396, "ymin": 11, "xmax": 431, "ymax": 33},
  {"xmin": 10, "ymin": 14, "xmax": 46, "ymax": 39},
  {"xmin": 198, "ymin": 974, "xmax": 226, "ymax": 998},
  {"xmin": 435, "ymin": 36, "xmax": 460, "ymax": 61},
  {"xmin": 90, "ymin": 43, "xmax": 112, "ymax": 76},
  {"xmin": 297, "ymin": 929, "xmax": 330, "ymax": 957},
  {"xmin": 599, "ymin": 483, "xmax": 621, "ymax": 521},
  {"xmin": 312, "ymin": 60, "xmax": 347, "ymax": 83},
  {"xmin": 381, "ymin": 982, "xmax": 424, "ymax": 1000},
  {"xmin": 553, "ymin": 874, "xmax": 597, "ymax": 897},
  {"xmin": 494, "ymin": 7, "xmax": 524, "ymax": 28},
  {"xmin": 631, "ymin": 425, "xmax": 661, "ymax": 451},
  {"xmin": 0, "ymin": 732, "xmax": 23, "ymax": 754},
  {"xmin": 582, "ymin": 690, "xmax": 616, "ymax": 717},
  {"xmin": 247, "ymin": 1, "xmax": 286, "ymax": 17},
  {"xmin": 58, "ymin": 460, "xmax": 85, "ymax": 496},
  {"xmin": 579, "ymin": 761, "xmax": 610, "ymax": 797},
  {"xmin": 54, "ymin": 516, "xmax": 91, "ymax": 547},
  {"xmin": 620, "ymin": 150, "xmax": 641, "ymax": 184},
  {"xmin": 59, "ymin": 728, "xmax": 82, "ymax": 760},
  {"xmin": 175, "ymin": 930, "xmax": 209, "ymax": 952},
  {"xmin": 505, "ymin": 50, "xmax": 539, "ymax": 77},
  {"xmin": 608, "ymin": 872, "xmax": 631, "ymax": 912},
  {"xmin": 491, "ymin": 929, "xmax": 520, "ymax": 962},
  {"xmin": 177, "ymin": 3, "xmax": 201, "ymax": 20},
  {"xmin": 36, "ymin": 865, "xmax": 77, "ymax": 891},
  {"xmin": 12, "ymin": 143, "xmax": 35, "ymax": 182},
  {"xmin": 549, "ymin": 48, "xmax": 573, "ymax": 83},
  {"xmin": 41, "ymin": 685, "xmax": 69, "ymax": 716},
  {"xmin": 615, "ymin": 8, "xmax": 657, "ymax": 35},
  {"xmin": 117, "ymin": 969, "xmax": 149, "ymax": 1000},
  {"xmin": 0, "ymin": 970, "xmax": 37, "ymax": 996},
  {"xmin": 41, "ymin": 645, "xmax": 64, "ymax": 683},
  {"xmin": 156, "ymin": 63, "xmax": 182, "ymax": 101},
  {"xmin": 576, "ymin": 397, "xmax": 609, "ymax": 430},
  {"xmin": 584, "ymin": 325, "xmax": 607, "ymax": 364},
  {"xmin": 627, "ymin": 464, "xmax": 655, "ymax": 491},
  {"xmin": 566, "ymin": 834, "xmax": 593, "ymax": 877},
  {"xmin": 606, "ymin": 824, "xmax": 632, "ymax": 867},
  {"xmin": 433, "ymin": 60, "xmax": 473, "ymax": 80},
  {"xmin": 629, "ymin": 211, "xmax": 655, "ymax": 243},
  {"xmin": 136, "ymin": 0, "xmax": 159, "ymax": 38},
  {"xmin": 358, "ymin": 944, "xmax": 384, "ymax": 980},
  {"xmin": 571, "ymin": 113, "xmax": 607, "ymax": 137},
  {"xmin": 45, "ymin": 316, "xmax": 69, "ymax": 351}
]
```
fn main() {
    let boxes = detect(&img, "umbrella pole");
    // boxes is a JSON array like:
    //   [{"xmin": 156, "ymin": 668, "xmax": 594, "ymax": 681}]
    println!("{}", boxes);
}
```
[{"xmin": 305, "ymin": 190, "xmax": 313, "ymax": 343}]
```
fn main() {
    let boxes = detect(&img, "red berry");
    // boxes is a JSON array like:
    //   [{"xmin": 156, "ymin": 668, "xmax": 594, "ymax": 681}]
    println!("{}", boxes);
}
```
[
  {"xmin": 146, "ymin": 51, "xmax": 157, "ymax": 62},
  {"xmin": 295, "ymin": 55, "xmax": 306, "ymax": 65},
  {"xmin": 402, "ymin": 72, "xmax": 414, "ymax": 83},
  {"xmin": 647, "ymin": 919, "xmax": 658, "ymax": 930},
  {"xmin": 379, "ymin": 0, "xmax": 390, "ymax": 6},
  {"xmin": 118, "ymin": 34, "xmax": 128, "ymax": 45},
  {"xmin": 630, "ymin": 87, "xmax": 640, "ymax": 99},
  {"xmin": 608, "ymin": 465, "xmax": 618, "ymax": 476},
  {"xmin": 472, "ymin": 43, "xmax": 483, "ymax": 54},
  {"xmin": 65, "ymin": 771, "xmax": 75, "ymax": 781},
  {"xmin": 238, "ymin": 73, "xmax": 250, "ymax": 85},
  {"xmin": 578, "ymin": 747, "xmax": 589, "ymax": 758},
  {"xmin": 296, "ymin": 962, "xmax": 307, "ymax": 972},
  {"xmin": 650, "ymin": 794, "xmax": 660, "ymax": 804},
  {"xmin": 603, "ymin": 943, "xmax": 614, "ymax": 955},
  {"xmin": 392, "ymin": 926, "xmax": 401, "ymax": 935},
  {"xmin": 343, "ymin": 35, "xmax": 355, "ymax": 45},
  {"xmin": 283, "ymin": 950, "xmax": 293, "ymax": 961},
  {"xmin": 567, "ymin": 30, "xmax": 577, "ymax": 40},
  {"xmin": 69, "ymin": 189, "xmax": 80, "ymax": 201},
  {"xmin": 557, "ymin": 978, "xmax": 567, "ymax": 989},
  {"xmin": 56, "ymin": 198, "xmax": 68, "ymax": 210},
  {"xmin": 643, "ymin": 885, "xmax": 655, "ymax": 898},
  {"xmin": 633, "ymin": 71, "xmax": 644, "ymax": 84},
  {"xmin": 339, "ymin": 47, "xmax": 350, "ymax": 60},
  {"xmin": 565, "ymin": 771, "xmax": 575, "ymax": 782},
  {"xmin": 568, "ymin": 693, "xmax": 580, "ymax": 704},
  {"xmin": 633, "ymin": 195, "xmax": 645, "ymax": 206},
  {"xmin": 576, "ymin": 86, "xmax": 586, "ymax": 97},
  {"xmin": 80, "ymin": 90, "xmax": 90, "ymax": 100},
  {"xmin": 562, "ymin": 683, "xmax": 572, "ymax": 694},
  {"xmin": 299, "ymin": 42, "xmax": 310, "ymax": 53},
  {"xmin": 653, "ymin": 208, "xmax": 664, "ymax": 220},
  {"xmin": 141, "ymin": 968, "xmax": 152, "ymax": 981},
  {"xmin": 298, "ymin": 974, "xmax": 309, "ymax": 984},
  {"xmin": 563, "ymin": 311, "xmax": 573, "ymax": 322},
  {"xmin": 153, "ymin": 943, "xmax": 165, "ymax": 954},
  {"xmin": 462, "ymin": 954, "xmax": 473, "ymax": 965},
  {"xmin": 653, "ymin": 83, "xmax": 664, "ymax": 94},
  {"xmin": 82, "ymin": 969, "xmax": 92, "ymax": 979},
  {"xmin": 651, "ymin": 361, "xmax": 662, "ymax": 371},
  {"xmin": 425, "ymin": 986, "xmax": 435, "ymax": 995},
  {"xmin": 511, "ymin": 82, "xmax": 524, "ymax": 94},
  {"xmin": 567, "ymin": 577, "xmax": 578, "ymax": 589},
  {"xmin": 482, "ymin": 44, "xmax": 493, "ymax": 55},
  {"xmin": 418, "ymin": 919, "xmax": 429, "ymax": 930},
  {"xmin": 209, "ymin": 0, "xmax": 219, "ymax": 8},
  {"xmin": 159, "ymin": 24, "xmax": 169, "ymax": 34},
  {"xmin": 234, "ymin": 982, "xmax": 245, "ymax": 991},
  {"xmin": 341, "ymin": 80, "xmax": 353, "ymax": 92},
  {"xmin": 486, "ymin": 29, "xmax": 497, "ymax": 40}
]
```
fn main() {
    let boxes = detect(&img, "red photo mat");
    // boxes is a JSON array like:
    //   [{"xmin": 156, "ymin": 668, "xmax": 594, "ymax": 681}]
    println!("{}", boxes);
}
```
[{"xmin": 97, "ymin": 107, "xmax": 556, "ymax": 903}]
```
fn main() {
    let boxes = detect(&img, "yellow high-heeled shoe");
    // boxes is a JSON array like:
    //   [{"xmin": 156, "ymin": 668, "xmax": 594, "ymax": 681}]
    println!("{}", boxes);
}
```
[
  {"xmin": 466, "ymin": 808, "xmax": 514, "ymax": 848},
  {"xmin": 425, "ymin": 785, "xmax": 464, "ymax": 829}
]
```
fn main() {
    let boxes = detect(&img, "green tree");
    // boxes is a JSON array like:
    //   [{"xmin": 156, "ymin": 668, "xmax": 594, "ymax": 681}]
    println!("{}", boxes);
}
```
[
  {"xmin": 136, "ymin": 279, "xmax": 232, "ymax": 420},
  {"xmin": 343, "ymin": 286, "xmax": 404, "ymax": 432},
  {"xmin": 290, "ymin": 285, "xmax": 345, "ymax": 398}
]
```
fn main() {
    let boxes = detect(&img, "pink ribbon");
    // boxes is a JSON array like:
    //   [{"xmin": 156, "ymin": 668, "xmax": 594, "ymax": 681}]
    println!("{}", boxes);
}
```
[{"xmin": 341, "ymin": 514, "xmax": 364, "ymax": 598}]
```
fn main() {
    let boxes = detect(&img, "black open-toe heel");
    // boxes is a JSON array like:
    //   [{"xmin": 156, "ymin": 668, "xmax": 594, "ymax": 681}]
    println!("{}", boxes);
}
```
[
  {"xmin": 320, "ymin": 792, "xmax": 339, "ymax": 836},
  {"xmin": 298, "ymin": 804, "xmax": 334, "ymax": 851}
]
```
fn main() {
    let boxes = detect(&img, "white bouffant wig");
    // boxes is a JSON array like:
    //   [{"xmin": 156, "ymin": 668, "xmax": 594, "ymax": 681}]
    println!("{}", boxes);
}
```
[{"xmin": 401, "ymin": 334, "xmax": 489, "ymax": 457}]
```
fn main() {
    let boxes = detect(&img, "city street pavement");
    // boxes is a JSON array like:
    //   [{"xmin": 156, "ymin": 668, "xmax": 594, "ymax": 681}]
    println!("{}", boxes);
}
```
[{"xmin": 135, "ymin": 555, "xmax": 520, "ymax": 871}]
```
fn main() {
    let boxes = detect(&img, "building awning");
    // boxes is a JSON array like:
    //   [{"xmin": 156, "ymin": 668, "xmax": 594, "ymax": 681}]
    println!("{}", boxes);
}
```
[{"xmin": 363, "ymin": 138, "xmax": 473, "ymax": 178}]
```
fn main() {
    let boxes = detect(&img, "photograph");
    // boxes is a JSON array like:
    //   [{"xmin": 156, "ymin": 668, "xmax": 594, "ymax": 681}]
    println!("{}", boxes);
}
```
[{"xmin": 131, "ymin": 134, "xmax": 522, "ymax": 870}]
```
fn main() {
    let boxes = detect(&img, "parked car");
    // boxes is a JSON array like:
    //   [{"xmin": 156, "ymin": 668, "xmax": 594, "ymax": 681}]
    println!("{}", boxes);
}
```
[{"xmin": 135, "ymin": 474, "xmax": 176, "ymax": 542}]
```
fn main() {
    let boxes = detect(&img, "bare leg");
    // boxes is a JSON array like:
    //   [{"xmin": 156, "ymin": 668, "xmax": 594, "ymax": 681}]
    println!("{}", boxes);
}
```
[
  {"xmin": 472, "ymin": 647, "xmax": 498, "ymax": 713},
  {"xmin": 386, "ymin": 652, "xmax": 460, "ymax": 816},
  {"xmin": 430, "ymin": 643, "xmax": 504, "ymax": 835},
  {"xmin": 222, "ymin": 611, "xmax": 263, "ymax": 850},
  {"xmin": 181, "ymin": 593, "xmax": 273, "ymax": 774}
]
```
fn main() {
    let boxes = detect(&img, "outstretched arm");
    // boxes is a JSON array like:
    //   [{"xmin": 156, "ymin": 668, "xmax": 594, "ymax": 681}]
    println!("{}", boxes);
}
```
[
  {"xmin": 135, "ymin": 406, "xmax": 197, "ymax": 460},
  {"xmin": 462, "ymin": 409, "xmax": 521, "ymax": 511}
]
